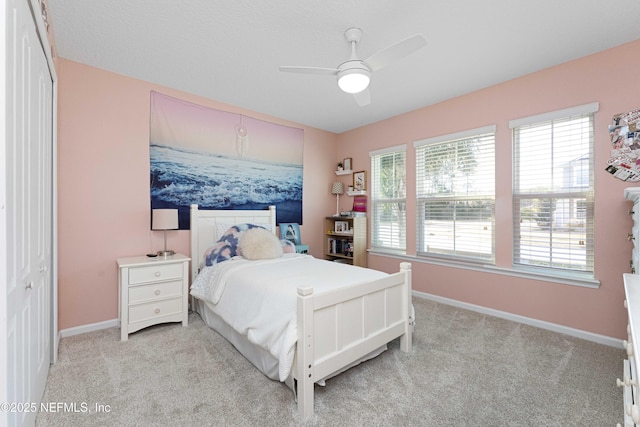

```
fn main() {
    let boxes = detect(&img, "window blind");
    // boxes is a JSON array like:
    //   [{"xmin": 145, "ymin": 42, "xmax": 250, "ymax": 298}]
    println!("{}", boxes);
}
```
[
  {"xmin": 512, "ymin": 112, "xmax": 595, "ymax": 276},
  {"xmin": 370, "ymin": 147, "xmax": 406, "ymax": 251},
  {"xmin": 415, "ymin": 129, "xmax": 495, "ymax": 262}
]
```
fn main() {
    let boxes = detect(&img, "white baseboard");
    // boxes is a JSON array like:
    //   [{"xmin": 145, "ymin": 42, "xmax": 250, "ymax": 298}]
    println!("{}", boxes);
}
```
[
  {"xmin": 59, "ymin": 318, "xmax": 119, "ymax": 338},
  {"xmin": 412, "ymin": 290, "xmax": 623, "ymax": 349},
  {"xmin": 59, "ymin": 293, "xmax": 622, "ymax": 348}
]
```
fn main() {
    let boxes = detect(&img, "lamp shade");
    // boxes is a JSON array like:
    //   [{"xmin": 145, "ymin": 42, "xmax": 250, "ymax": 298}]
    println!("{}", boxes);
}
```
[
  {"xmin": 331, "ymin": 182, "xmax": 344, "ymax": 195},
  {"xmin": 152, "ymin": 209, "xmax": 179, "ymax": 230}
]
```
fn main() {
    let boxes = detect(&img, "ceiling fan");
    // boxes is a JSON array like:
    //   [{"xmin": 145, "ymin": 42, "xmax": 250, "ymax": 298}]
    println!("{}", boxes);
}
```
[{"xmin": 279, "ymin": 28, "xmax": 427, "ymax": 106}]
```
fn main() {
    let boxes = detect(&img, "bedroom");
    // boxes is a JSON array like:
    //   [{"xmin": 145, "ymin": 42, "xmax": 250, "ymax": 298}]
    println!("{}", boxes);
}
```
[{"xmin": 4, "ymin": 0, "xmax": 640, "ymax": 425}]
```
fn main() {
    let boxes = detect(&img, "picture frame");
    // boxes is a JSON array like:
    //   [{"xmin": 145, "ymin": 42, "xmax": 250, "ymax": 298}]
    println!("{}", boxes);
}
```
[
  {"xmin": 343, "ymin": 157, "xmax": 352, "ymax": 171},
  {"xmin": 334, "ymin": 221, "xmax": 349, "ymax": 233},
  {"xmin": 279, "ymin": 223, "xmax": 301, "ymax": 245},
  {"xmin": 353, "ymin": 170, "xmax": 366, "ymax": 191}
]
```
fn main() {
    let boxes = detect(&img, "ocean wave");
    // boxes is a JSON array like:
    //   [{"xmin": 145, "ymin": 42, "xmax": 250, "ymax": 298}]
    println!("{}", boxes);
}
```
[{"xmin": 150, "ymin": 144, "xmax": 303, "ymax": 209}]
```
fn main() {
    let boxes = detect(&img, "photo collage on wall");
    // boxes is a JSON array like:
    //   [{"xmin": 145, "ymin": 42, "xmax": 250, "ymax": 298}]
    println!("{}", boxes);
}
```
[{"xmin": 606, "ymin": 108, "xmax": 640, "ymax": 181}]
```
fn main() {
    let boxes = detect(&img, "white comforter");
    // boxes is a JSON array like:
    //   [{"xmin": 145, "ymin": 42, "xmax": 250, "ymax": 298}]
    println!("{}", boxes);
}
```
[{"xmin": 190, "ymin": 254, "xmax": 388, "ymax": 381}]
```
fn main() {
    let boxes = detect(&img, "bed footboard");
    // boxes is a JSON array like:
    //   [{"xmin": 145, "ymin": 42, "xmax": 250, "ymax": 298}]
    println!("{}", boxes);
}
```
[{"xmin": 295, "ymin": 262, "xmax": 412, "ymax": 419}]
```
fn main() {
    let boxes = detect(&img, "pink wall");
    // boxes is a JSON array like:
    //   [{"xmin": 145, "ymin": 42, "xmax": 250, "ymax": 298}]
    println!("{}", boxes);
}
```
[
  {"xmin": 57, "ymin": 59, "xmax": 338, "ymax": 330},
  {"xmin": 58, "ymin": 39, "xmax": 640, "ymax": 339},
  {"xmin": 336, "ymin": 39, "xmax": 640, "ymax": 339}
]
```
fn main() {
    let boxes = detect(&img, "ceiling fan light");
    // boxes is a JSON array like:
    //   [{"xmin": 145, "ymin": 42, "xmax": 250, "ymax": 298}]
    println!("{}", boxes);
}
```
[{"xmin": 337, "ymin": 70, "xmax": 370, "ymax": 94}]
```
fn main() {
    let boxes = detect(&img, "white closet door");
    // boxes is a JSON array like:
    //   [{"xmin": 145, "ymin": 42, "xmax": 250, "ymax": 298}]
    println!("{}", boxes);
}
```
[
  {"xmin": 5, "ymin": 0, "xmax": 53, "ymax": 426},
  {"xmin": 31, "ymin": 12, "xmax": 54, "ymax": 407}
]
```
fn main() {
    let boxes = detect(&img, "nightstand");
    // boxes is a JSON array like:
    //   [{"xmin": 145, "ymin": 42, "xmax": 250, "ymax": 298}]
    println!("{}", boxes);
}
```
[{"xmin": 117, "ymin": 253, "xmax": 190, "ymax": 341}]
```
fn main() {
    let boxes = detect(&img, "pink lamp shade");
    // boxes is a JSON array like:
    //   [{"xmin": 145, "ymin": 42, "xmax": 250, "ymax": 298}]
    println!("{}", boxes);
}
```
[{"xmin": 152, "ymin": 209, "xmax": 178, "ymax": 256}]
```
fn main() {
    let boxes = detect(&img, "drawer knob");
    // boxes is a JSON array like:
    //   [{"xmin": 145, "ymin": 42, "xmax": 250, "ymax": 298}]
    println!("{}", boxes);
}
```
[
  {"xmin": 155, "ymin": 290, "xmax": 161, "ymax": 296},
  {"xmin": 618, "ymin": 374, "xmax": 636, "ymax": 387},
  {"xmin": 155, "ymin": 271, "xmax": 161, "ymax": 277},
  {"xmin": 154, "ymin": 308, "xmax": 160, "ymax": 315}
]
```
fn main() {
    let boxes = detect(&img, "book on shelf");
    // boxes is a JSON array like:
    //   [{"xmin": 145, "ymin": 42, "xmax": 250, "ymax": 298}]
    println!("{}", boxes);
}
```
[
  {"xmin": 327, "ymin": 238, "xmax": 353, "ymax": 256},
  {"xmin": 327, "ymin": 238, "xmax": 336, "ymax": 254}
]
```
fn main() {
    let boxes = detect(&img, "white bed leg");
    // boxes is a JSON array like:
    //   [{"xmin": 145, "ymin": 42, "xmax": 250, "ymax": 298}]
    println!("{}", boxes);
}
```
[
  {"xmin": 399, "ymin": 262, "xmax": 412, "ymax": 353},
  {"xmin": 297, "ymin": 286, "xmax": 314, "ymax": 419}
]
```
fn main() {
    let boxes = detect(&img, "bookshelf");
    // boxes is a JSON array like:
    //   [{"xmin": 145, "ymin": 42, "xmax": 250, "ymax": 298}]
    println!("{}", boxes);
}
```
[{"xmin": 324, "ymin": 216, "xmax": 367, "ymax": 267}]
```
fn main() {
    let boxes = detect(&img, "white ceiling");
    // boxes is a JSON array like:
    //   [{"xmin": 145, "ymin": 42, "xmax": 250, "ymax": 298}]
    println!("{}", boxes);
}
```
[{"xmin": 48, "ymin": 0, "xmax": 640, "ymax": 134}]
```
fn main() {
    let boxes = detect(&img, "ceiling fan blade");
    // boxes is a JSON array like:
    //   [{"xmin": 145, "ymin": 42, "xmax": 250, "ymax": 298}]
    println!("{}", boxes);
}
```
[
  {"xmin": 353, "ymin": 88, "xmax": 371, "ymax": 107},
  {"xmin": 279, "ymin": 66, "xmax": 338, "ymax": 76},
  {"xmin": 363, "ymin": 34, "xmax": 427, "ymax": 72}
]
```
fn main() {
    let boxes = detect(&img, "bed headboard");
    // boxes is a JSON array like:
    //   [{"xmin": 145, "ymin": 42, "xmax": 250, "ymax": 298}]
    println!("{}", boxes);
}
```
[{"xmin": 189, "ymin": 204, "xmax": 277, "ymax": 279}]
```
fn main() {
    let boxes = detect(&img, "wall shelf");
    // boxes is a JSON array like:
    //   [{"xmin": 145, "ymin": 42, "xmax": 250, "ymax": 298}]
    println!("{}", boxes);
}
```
[
  {"xmin": 347, "ymin": 190, "xmax": 366, "ymax": 196},
  {"xmin": 335, "ymin": 169, "xmax": 352, "ymax": 176}
]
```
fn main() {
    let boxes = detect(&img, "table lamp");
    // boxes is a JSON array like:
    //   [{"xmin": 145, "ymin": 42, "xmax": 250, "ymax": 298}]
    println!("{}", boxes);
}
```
[
  {"xmin": 331, "ymin": 182, "xmax": 344, "ymax": 217},
  {"xmin": 152, "ymin": 208, "xmax": 179, "ymax": 257}
]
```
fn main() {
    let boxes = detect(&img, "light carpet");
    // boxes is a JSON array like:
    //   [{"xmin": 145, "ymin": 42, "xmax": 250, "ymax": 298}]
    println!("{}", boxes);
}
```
[{"xmin": 36, "ymin": 297, "xmax": 624, "ymax": 426}]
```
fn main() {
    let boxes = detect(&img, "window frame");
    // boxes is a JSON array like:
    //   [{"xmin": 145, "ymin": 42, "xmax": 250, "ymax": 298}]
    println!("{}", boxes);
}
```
[
  {"xmin": 510, "ymin": 103, "xmax": 598, "ymax": 280},
  {"xmin": 414, "ymin": 125, "xmax": 496, "ymax": 264},
  {"xmin": 369, "ymin": 145, "xmax": 407, "ymax": 253}
]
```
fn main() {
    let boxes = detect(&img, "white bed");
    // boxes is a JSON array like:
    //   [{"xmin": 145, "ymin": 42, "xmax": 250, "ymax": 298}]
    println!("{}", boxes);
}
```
[{"xmin": 189, "ymin": 204, "xmax": 413, "ymax": 419}]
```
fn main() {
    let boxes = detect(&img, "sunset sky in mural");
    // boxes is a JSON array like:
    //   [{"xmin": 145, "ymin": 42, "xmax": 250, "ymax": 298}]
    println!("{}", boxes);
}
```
[{"xmin": 150, "ymin": 92, "xmax": 303, "ymax": 165}]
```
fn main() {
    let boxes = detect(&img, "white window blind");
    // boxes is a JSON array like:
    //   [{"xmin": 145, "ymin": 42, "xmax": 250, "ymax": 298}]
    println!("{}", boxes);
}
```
[
  {"xmin": 370, "ymin": 146, "xmax": 406, "ymax": 251},
  {"xmin": 512, "ymin": 107, "xmax": 595, "ymax": 277},
  {"xmin": 415, "ymin": 127, "xmax": 495, "ymax": 262}
]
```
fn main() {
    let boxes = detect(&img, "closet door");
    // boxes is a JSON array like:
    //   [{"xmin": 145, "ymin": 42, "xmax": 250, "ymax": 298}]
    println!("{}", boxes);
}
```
[{"xmin": 6, "ymin": 0, "xmax": 53, "ymax": 425}]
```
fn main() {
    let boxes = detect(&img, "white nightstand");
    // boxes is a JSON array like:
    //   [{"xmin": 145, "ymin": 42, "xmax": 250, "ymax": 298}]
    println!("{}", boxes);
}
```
[{"xmin": 117, "ymin": 253, "xmax": 191, "ymax": 341}]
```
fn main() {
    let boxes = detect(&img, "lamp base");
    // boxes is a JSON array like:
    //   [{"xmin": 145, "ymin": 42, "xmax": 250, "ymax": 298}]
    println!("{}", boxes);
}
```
[{"xmin": 156, "ymin": 250, "xmax": 175, "ymax": 257}]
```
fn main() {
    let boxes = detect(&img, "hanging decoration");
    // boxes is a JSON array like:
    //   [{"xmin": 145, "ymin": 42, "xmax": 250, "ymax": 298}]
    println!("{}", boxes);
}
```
[
  {"xmin": 606, "ymin": 108, "xmax": 640, "ymax": 181},
  {"xmin": 235, "ymin": 115, "xmax": 249, "ymax": 158}
]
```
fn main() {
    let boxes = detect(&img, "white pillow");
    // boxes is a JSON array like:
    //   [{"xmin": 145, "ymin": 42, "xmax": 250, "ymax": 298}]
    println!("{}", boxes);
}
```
[{"xmin": 239, "ymin": 228, "xmax": 283, "ymax": 260}]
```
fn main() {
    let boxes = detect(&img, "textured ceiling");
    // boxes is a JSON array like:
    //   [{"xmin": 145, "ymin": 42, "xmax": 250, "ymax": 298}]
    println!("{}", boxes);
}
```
[{"xmin": 48, "ymin": 0, "xmax": 640, "ymax": 134}]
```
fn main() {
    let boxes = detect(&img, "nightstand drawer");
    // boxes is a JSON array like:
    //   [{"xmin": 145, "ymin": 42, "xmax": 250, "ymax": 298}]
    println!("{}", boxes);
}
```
[
  {"xmin": 129, "ymin": 297, "xmax": 182, "ymax": 323},
  {"xmin": 128, "ymin": 263, "xmax": 183, "ymax": 285},
  {"xmin": 128, "ymin": 280, "xmax": 183, "ymax": 304}
]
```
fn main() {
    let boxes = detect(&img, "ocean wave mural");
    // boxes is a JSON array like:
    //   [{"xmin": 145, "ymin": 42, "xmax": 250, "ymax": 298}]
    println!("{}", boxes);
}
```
[{"xmin": 150, "ymin": 92, "xmax": 304, "ymax": 229}]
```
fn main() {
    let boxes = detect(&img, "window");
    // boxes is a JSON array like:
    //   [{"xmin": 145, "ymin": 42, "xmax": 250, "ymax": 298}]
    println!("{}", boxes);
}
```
[
  {"xmin": 415, "ymin": 126, "xmax": 496, "ymax": 262},
  {"xmin": 370, "ymin": 145, "xmax": 406, "ymax": 251},
  {"xmin": 510, "ymin": 103, "xmax": 597, "ymax": 278}
]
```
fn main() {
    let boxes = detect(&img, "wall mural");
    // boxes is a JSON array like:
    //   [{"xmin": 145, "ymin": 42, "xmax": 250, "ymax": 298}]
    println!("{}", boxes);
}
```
[{"xmin": 150, "ymin": 91, "xmax": 304, "ymax": 229}]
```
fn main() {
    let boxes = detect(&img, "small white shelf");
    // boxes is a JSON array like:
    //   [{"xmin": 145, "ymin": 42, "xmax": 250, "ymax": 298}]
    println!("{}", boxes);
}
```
[
  {"xmin": 347, "ymin": 190, "xmax": 366, "ymax": 196},
  {"xmin": 335, "ymin": 169, "xmax": 352, "ymax": 176}
]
